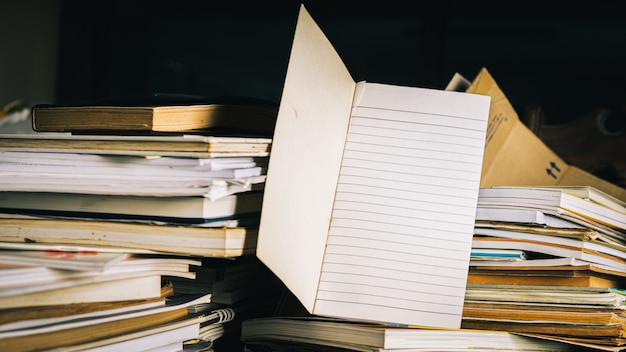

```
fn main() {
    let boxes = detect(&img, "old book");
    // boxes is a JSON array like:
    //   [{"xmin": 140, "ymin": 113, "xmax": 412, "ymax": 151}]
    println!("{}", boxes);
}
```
[
  {"xmin": 517, "ymin": 333, "xmax": 626, "ymax": 351},
  {"xmin": 461, "ymin": 319, "xmax": 626, "ymax": 338},
  {"xmin": 0, "ymin": 133, "xmax": 272, "ymax": 158},
  {"xmin": 464, "ymin": 284, "xmax": 626, "ymax": 307},
  {"xmin": 0, "ymin": 275, "xmax": 164, "ymax": 309},
  {"xmin": 257, "ymin": 5, "xmax": 490, "ymax": 329},
  {"xmin": 466, "ymin": 268, "xmax": 626, "ymax": 288},
  {"xmin": 30, "ymin": 94, "xmax": 277, "ymax": 135},
  {"xmin": 462, "ymin": 304, "xmax": 626, "ymax": 325},
  {"xmin": 0, "ymin": 190, "xmax": 264, "ymax": 224},
  {"xmin": 463, "ymin": 300, "xmax": 626, "ymax": 314},
  {"xmin": 240, "ymin": 316, "xmax": 573, "ymax": 351},
  {"xmin": 0, "ymin": 217, "xmax": 257, "ymax": 257}
]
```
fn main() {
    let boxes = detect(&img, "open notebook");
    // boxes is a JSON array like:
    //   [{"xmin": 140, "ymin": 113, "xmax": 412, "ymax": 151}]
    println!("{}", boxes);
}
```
[{"xmin": 257, "ymin": 5, "xmax": 490, "ymax": 329}]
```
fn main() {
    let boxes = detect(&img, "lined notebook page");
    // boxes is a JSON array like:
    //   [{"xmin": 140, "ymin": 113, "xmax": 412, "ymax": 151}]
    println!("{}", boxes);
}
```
[{"xmin": 314, "ymin": 82, "xmax": 490, "ymax": 328}]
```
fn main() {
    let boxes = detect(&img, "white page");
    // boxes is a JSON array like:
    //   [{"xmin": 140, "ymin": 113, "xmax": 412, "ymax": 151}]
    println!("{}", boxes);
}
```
[
  {"xmin": 257, "ymin": 4, "xmax": 356, "ymax": 311},
  {"xmin": 313, "ymin": 82, "xmax": 489, "ymax": 328}
]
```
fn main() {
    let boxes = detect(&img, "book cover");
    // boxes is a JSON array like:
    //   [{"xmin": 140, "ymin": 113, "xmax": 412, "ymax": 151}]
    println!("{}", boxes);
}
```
[
  {"xmin": 30, "ymin": 93, "xmax": 278, "ymax": 136},
  {"xmin": 256, "ymin": 5, "xmax": 490, "ymax": 328}
]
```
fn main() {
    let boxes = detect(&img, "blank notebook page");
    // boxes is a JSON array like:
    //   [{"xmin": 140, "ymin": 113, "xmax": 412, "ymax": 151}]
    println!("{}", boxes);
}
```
[{"xmin": 315, "ymin": 81, "xmax": 490, "ymax": 328}]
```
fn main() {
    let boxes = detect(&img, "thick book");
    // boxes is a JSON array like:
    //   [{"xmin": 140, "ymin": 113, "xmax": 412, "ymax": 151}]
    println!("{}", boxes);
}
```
[
  {"xmin": 257, "ymin": 4, "xmax": 491, "ymax": 329},
  {"xmin": 464, "ymin": 284, "xmax": 626, "ymax": 307},
  {"xmin": 461, "ymin": 319, "xmax": 626, "ymax": 338},
  {"xmin": 256, "ymin": 5, "xmax": 491, "ymax": 329},
  {"xmin": 0, "ymin": 218, "xmax": 257, "ymax": 257},
  {"xmin": 462, "ymin": 285, "xmax": 626, "ymax": 350},
  {"xmin": 240, "ymin": 316, "xmax": 573, "ymax": 351},
  {"xmin": 30, "ymin": 94, "xmax": 278, "ymax": 136},
  {"xmin": 0, "ymin": 190, "xmax": 264, "ymax": 224},
  {"xmin": 463, "ymin": 302, "xmax": 626, "ymax": 325},
  {"xmin": 0, "ymin": 133, "xmax": 272, "ymax": 158},
  {"xmin": 0, "ymin": 150, "xmax": 266, "ymax": 200}
]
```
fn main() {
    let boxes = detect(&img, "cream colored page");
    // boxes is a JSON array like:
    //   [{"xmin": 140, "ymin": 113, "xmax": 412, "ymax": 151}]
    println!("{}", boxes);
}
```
[
  {"xmin": 256, "ymin": 5, "xmax": 356, "ymax": 312},
  {"xmin": 314, "ymin": 82, "xmax": 490, "ymax": 328}
]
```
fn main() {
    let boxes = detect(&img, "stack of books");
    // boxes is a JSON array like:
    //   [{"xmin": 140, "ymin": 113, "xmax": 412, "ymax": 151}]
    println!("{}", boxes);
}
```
[
  {"xmin": 466, "ymin": 185, "xmax": 626, "ymax": 350},
  {"xmin": 0, "ymin": 95, "xmax": 282, "ymax": 351}
]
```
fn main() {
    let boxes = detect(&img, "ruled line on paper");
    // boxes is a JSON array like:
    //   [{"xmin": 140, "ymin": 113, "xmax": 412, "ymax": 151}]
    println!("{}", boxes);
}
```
[
  {"xmin": 348, "ymin": 117, "xmax": 486, "ymax": 147},
  {"xmin": 315, "ymin": 90, "xmax": 484, "ymax": 326},
  {"xmin": 328, "ymin": 217, "xmax": 471, "ymax": 248},
  {"xmin": 322, "ymin": 238, "xmax": 471, "ymax": 271},
  {"xmin": 350, "ymin": 107, "xmax": 488, "ymax": 134},
  {"xmin": 317, "ymin": 274, "xmax": 467, "ymax": 303},
  {"xmin": 342, "ymin": 144, "xmax": 484, "ymax": 171},
  {"xmin": 335, "ymin": 182, "xmax": 474, "ymax": 217},
  {"xmin": 330, "ymin": 202, "xmax": 476, "ymax": 227}
]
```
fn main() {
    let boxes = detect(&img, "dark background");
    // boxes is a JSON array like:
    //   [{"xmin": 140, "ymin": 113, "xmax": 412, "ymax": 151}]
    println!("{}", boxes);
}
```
[{"xmin": 55, "ymin": 0, "xmax": 626, "ymax": 126}]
